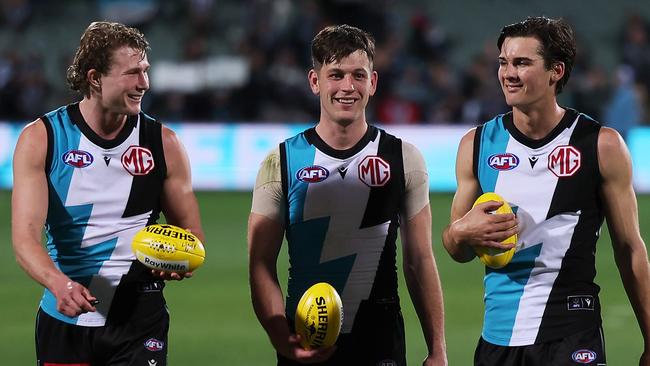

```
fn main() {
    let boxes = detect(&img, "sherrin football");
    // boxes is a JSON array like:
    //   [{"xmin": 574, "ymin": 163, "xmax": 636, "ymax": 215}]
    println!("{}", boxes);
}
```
[
  {"xmin": 472, "ymin": 192, "xmax": 517, "ymax": 269},
  {"xmin": 131, "ymin": 224, "xmax": 205, "ymax": 273},
  {"xmin": 295, "ymin": 282, "xmax": 343, "ymax": 350}
]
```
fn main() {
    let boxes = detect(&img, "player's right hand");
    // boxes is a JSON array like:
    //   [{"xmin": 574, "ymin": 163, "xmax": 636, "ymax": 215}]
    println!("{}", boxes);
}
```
[
  {"xmin": 51, "ymin": 277, "xmax": 97, "ymax": 317},
  {"xmin": 452, "ymin": 200, "xmax": 518, "ymax": 250},
  {"xmin": 275, "ymin": 333, "xmax": 336, "ymax": 364}
]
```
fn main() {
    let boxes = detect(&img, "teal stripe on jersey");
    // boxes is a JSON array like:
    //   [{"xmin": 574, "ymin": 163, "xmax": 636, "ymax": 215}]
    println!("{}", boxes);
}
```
[
  {"xmin": 46, "ymin": 106, "xmax": 80, "ymax": 204},
  {"xmin": 285, "ymin": 216, "xmax": 356, "ymax": 319},
  {"xmin": 284, "ymin": 133, "xmax": 316, "ymax": 224},
  {"xmin": 40, "ymin": 106, "xmax": 120, "ymax": 324},
  {"xmin": 482, "ymin": 243, "xmax": 543, "ymax": 345},
  {"xmin": 477, "ymin": 115, "xmax": 510, "ymax": 192}
]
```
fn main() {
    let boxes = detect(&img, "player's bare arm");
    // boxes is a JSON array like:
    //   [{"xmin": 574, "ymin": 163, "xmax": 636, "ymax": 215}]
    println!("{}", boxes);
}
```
[
  {"xmin": 598, "ymin": 127, "xmax": 650, "ymax": 364},
  {"xmin": 248, "ymin": 213, "xmax": 335, "ymax": 363},
  {"xmin": 12, "ymin": 120, "xmax": 97, "ymax": 316},
  {"xmin": 157, "ymin": 125, "xmax": 204, "ymax": 280},
  {"xmin": 399, "ymin": 142, "xmax": 447, "ymax": 365},
  {"xmin": 401, "ymin": 204, "xmax": 448, "ymax": 366},
  {"xmin": 442, "ymin": 129, "xmax": 517, "ymax": 262},
  {"xmin": 248, "ymin": 150, "xmax": 335, "ymax": 362}
]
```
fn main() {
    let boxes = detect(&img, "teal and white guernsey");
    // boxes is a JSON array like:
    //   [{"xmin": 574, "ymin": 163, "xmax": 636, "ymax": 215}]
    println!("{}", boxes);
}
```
[
  {"xmin": 474, "ymin": 108, "xmax": 605, "ymax": 346},
  {"xmin": 41, "ymin": 103, "xmax": 165, "ymax": 326},
  {"xmin": 280, "ymin": 126, "xmax": 406, "ymax": 334}
]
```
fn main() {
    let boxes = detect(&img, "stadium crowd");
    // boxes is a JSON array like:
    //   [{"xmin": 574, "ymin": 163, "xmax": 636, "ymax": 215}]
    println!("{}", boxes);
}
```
[{"xmin": 0, "ymin": 0, "xmax": 649, "ymax": 132}]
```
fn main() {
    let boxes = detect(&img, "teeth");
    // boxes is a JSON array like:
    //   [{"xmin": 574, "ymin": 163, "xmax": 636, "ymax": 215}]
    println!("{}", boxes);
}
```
[{"xmin": 336, "ymin": 98, "xmax": 355, "ymax": 104}]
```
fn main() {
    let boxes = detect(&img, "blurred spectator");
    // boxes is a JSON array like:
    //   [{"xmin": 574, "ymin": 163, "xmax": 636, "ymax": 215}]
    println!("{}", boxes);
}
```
[
  {"xmin": 0, "ymin": 1, "xmax": 648, "ymax": 126},
  {"xmin": 604, "ymin": 65, "xmax": 645, "ymax": 140},
  {"xmin": 0, "ymin": 0, "xmax": 33, "ymax": 30},
  {"xmin": 406, "ymin": 13, "xmax": 451, "ymax": 63},
  {"xmin": 620, "ymin": 14, "xmax": 650, "ymax": 96}
]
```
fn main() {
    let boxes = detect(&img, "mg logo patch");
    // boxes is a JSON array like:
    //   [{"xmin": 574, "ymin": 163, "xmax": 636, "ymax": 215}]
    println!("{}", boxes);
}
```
[
  {"xmin": 548, "ymin": 145, "xmax": 581, "ymax": 177},
  {"xmin": 62, "ymin": 149, "xmax": 94, "ymax": 168},
  {"xmin": 121, "ymin": 146, "xmax": 154, "ymax": 176},
  {"xmin": 358, "ymin": 156, "xmax": 390, "ymax": 187},
  {"xmin": 571, "ymin": 349, "xmax": 597, "ymax": 363}
]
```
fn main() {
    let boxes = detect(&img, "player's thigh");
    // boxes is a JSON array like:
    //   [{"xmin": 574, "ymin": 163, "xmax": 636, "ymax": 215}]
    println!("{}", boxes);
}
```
[
  {"xmin": 102, "ymin": 298, "xmax": 170, "ymax": 366},
  {"xmin": 36, "ymin": 308, "xmax": 92, "ymax": 366},
  {"xmin": 544, "ymin": 325, "xmax": 605, "ymax": 366}
]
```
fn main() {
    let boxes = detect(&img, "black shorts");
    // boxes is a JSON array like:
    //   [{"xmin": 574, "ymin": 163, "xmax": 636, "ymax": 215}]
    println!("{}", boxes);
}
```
[
  {"xmin": 36, "ymin": 281, "xmax": 169, "ymax": 366},
  {"xmin": 474, "ymin": 326, "xmax": 606, "ymax": 366},
  {"xmin": 278, "ymin": 298, "xmax": 407, "ymax": 366}
]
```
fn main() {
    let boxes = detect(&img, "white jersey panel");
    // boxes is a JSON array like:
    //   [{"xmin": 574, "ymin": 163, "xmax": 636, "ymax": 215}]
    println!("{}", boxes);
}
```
[
  {"xmin": 63, "ymin": 118, "xmax": 152, "ymax": 325},
  {"xmin": 302, "ymin": 138, "xmax": 389, "ymax": 333}
]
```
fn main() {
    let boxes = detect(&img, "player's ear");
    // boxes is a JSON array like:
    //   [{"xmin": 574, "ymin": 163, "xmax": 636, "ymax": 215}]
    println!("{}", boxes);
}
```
[
  {"xmin": 369, "ymin": 70, "xmax": 378, "ymax": 96},
  {"xmin": 308, "ymin": 69, "xmax": 320, "ymax": 95},
  {"xmin": 87, "ymin": 69, "xmax": 102, "ymax": 92},
  {"xmin": 550, "ymin": 62, "xmax": 565, "ymax": 83}
]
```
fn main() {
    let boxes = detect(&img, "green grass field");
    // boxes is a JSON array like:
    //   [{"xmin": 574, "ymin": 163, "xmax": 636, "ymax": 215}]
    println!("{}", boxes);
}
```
[{"xmin": 1, "ymin": 190, "xmax": 647, "ymax": 364}]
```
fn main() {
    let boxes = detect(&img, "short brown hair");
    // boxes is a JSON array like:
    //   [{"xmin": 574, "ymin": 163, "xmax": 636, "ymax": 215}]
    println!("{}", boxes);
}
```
[
  {"xmin": 311, "ymin": 24, "xmax": 375, "ymax": 70},
  {"xmin": 66, "ymin": 21, "xmax": 150, "ymax": 96},
  {"xmin": 497, "ymin": 16, "xmax": 576, "ymax": 94}
]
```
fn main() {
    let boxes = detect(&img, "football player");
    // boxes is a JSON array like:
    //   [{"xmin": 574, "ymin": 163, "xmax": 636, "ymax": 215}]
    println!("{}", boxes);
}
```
[
  {"xmin": 12, "ymin": 21, "xmax": 204, "ymax": 365},
  {"xmin": 248, "ymin": 24, "xmax": 447, "ymax": 365},
  {"xmin": 443, "ymin": 16, "xmax": 650, "ymax": 366}
]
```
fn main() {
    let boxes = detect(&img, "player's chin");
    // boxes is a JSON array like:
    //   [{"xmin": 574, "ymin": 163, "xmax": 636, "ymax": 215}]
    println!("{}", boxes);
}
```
[{"xmin": 124, "ymin": 99, "xmax": 143, "ymax": 114}]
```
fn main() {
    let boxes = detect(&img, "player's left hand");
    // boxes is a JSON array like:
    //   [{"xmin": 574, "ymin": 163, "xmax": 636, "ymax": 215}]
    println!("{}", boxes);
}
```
[{"xmin": 151, "ymin": 270, "xmax": 193, "ymax": 281}]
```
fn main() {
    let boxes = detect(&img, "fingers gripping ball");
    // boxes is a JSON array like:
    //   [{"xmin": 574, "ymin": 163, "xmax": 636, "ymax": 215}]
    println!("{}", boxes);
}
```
[
  {"xmin": 132, "ymin": 224, "xmax": 205, "ymax": 273},
  {"xmin": 295, "ymin": 282, "xmax": 343, "ymax": 350},
  {"xmin": 473, "ymin": 192, "xmax": 517, "ymax": 269}
]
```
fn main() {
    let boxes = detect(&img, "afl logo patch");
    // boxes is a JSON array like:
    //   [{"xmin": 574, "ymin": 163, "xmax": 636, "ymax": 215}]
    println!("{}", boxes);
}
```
[
  {"xmin": 62, "ymin": 149, "xmax": 94, "ymax": 168},
  {"xmin": 121, "ymin": 146, "xmax": 155, "ymax": 176},
  {"xmin": 297, "ymin": 166, "xmax": 329, "ymax": 183},
  {"xmin": 144, "ymin": 338, "xmax": 165, "ymax": 352},
  {"xmin": 571, "ymin": 349, "xmax": 597, "ymax": 363},
  {"xmin": 488, "ymin": 153, "xmax": 519, "ymax": 171}
]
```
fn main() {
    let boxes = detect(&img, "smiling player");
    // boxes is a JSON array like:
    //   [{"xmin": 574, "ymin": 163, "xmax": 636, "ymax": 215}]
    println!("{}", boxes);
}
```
[
  {"xmin": 12, "ymin": 21, "xmax": 203, "ymax": 365},
  {"xmin": 248, "ymin": 24, "xmax": 447, "ymax": 365},
  {"xmin": 442, "ymin": 16, "xmax": 650, "ymax": 366}
]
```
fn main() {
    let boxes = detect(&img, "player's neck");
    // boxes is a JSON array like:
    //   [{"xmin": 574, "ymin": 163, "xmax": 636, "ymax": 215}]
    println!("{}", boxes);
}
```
[
  {"xmin": 79, "ymin": 98, "xmax": 128, "ymax": 140},
  {"xmin": 315, "ymin": 119, "xmax": 368, "ymax": 150},
  {"xmin": 512, "ymin": 101, "xmax": 565, "ymax": 140}
]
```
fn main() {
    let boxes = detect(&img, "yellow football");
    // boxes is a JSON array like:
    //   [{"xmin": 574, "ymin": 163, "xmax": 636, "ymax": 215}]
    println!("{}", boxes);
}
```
[
  {"xmin": 472, "ymin": 192, "xmax": 517, "ymax": 269},
  {"xmin": 131, "ymin": 224, "xmax": 205, "ymax": 273},
  {"xmin": 295, "ymin": 282, "xmax": 343, "ymax": 350}
]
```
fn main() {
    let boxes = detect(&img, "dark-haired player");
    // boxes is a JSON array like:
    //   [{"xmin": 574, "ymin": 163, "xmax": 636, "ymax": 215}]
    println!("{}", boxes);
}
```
[
  {"xmin": 12, "ymin": 21, "xmax": 204, "ymax": 365},
  {"xmin": 442, "ymin": 16, "xmax": 650, "ymax": 366}
]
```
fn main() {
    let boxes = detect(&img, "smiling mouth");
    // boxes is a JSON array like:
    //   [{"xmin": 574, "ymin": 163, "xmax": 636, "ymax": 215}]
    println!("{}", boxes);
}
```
[
  {"xmin": 504, "ymin": 84, "xmax": 523, "ymax": 92},
  {"xmin": 128, "ymin": 94, "xmax": 144, "ymax": 102},
  {"xmin": 334, "ymin": 97, "xmax": 357, "ymax": 105}
]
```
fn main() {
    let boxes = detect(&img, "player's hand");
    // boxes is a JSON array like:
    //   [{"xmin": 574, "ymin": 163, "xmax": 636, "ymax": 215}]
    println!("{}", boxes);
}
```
[
  {"xmin": 423, "ymin": 353, "xmax": 448, "ymax": 366},
  {"xmin": 276, "ymin": 333, "xmax": 336, "ymax": 364},
  {"xmin": 151, "ymin": 269, "xmax": 193, "ymax": 281},
  {"xmin": 51, "ymin": 278, "xmax": 97, "ymax": 317},
  {"xmin": 452, "ymin": 200, "xmax": 518, "ymax": 250}
]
